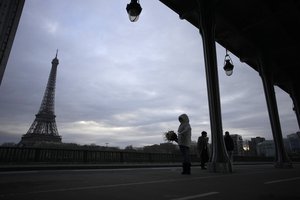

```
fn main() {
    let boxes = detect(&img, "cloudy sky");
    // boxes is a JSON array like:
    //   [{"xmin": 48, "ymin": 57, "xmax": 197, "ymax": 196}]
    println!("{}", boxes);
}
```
[{"xmin": 0, "ymin": 0, "xmax": 298, "ymax": 148}]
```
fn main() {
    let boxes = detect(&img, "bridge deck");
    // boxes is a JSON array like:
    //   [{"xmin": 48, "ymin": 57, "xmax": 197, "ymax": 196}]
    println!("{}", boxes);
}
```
[{"xmin": 0, "ymin": 164, "xmax": 299, "ymax": 200}]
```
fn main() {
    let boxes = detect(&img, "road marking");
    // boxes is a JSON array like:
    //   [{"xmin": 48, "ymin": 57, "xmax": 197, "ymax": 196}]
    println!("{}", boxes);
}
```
[
  {"xmin": 264, "ymin": 177, "xmax": 300, "ymax": 184},
  {"xmin": 171, "ymin": 192, "xmax": 219, "ymax": 200},
  {"xmin": 72, "ymin": 167, "xmax": 175, "ymax": 172},
  {"xmin": 24, "ymin": 176, "xmax": 222, "ymax": 194},
  {"xmin": 0, "ymin": 171, "xmax": 38, "ymax": 175},
  {"xmin": 0, "ymin": 175, "xmax": 226, "ymax": 197}
]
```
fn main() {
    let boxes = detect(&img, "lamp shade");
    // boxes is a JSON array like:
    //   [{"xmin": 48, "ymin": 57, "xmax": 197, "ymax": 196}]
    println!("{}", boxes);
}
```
[
  {"xmin": 126, "ymin": 0, "xmax": 142, "ymax": 22},
  {"xmin": 223, "ymin": 59, "xmax": 234, "ymax": 76}
]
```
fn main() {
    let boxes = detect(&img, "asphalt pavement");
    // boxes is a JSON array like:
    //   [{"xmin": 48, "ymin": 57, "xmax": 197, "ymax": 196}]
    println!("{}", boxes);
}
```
[{"xmin": 0, "ymin": 163, "xmax": 299, "ymax": 200}]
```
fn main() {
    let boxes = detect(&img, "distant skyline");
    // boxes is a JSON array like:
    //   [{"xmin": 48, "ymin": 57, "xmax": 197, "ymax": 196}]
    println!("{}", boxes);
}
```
[{"xmin": 0, "ymin": 1, "xmax": 298, "ymax": 148}]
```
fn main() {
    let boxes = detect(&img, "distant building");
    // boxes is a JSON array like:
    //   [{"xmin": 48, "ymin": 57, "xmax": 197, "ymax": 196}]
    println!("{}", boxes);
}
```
[
  {"xmin": 257, "ymin": 139, "xmax": 293, "ymax": 157},
  {"xmin": 283, "ymin": 138, "xmax": 292, "ymax": 153},
  {"xmin": 257, "ymin": 140, "xmax": 275, "ymax": 157},
  {"xmin": 287, "ymin": 133, "xmax": 300, "ymax": 153},
  {"xmin": 143, "ymin": 142, "xmax": 179, "ymax": 154},
  {"xmin": 248, "ymin": 137, "xmax": 265, "ymax": 156},
  {"xmin": 231, "ymin": 134, "xmax": 244, "ymax": 156}
]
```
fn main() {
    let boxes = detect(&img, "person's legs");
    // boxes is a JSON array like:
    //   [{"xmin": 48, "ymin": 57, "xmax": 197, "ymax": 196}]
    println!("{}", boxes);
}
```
[
  {"xmin": 179, "ymin": 146, "xmax": 186, "ymax": 174},
  {"xmin": 200, "ymin": 150, "xmax": 207, "ymax": 169},
  {"xmin": 179, "ymin": 146, "xmax": 191, "ymax": 174},
  {"xmin": 185, "ymin": 147, "xmax": 191, "ymax": 174},
  {"xmin": 200, "ymin": 160, "xmax": 205, "ymax": 169},
  {"xmin": 228, "ymin": 151, "xmax": 233, "ymax": 162}
]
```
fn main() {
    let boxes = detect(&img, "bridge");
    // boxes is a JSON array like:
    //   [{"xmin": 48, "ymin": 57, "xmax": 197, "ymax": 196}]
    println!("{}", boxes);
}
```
[{"xmin": 1, "ymin": 147, "xmax": 300, "ymax": 199}]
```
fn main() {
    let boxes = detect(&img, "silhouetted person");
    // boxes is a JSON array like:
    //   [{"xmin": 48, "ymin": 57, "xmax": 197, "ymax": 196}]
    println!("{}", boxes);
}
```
[
  {"xmin": 197, "ymin": 131, "xmax": 209, "ymax": 169},
  {"xmin": 177, "ymin": 114, "xmax": 192, "ymax": 175},
  {"xmin": 224, "ymin": 131, "xmax": 234, "ymax": 162}
]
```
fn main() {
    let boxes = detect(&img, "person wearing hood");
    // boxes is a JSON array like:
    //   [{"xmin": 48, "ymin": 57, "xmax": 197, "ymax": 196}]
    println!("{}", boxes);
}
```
[{"xmin": 177, "ymin": 113, "xmax": 192, "ymax": 175}]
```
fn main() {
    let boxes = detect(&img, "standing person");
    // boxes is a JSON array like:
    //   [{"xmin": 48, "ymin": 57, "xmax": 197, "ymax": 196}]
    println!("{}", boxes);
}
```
[
  {"xmin": 224, "ymin": 131, "xmax": 234, "ymax": 162},
  {"xmin": 177, "ymin": 113, "xmax": 192, "ymax": 175},
  {"xmin": 197, "ymin": 131, "xmax": 209, "ymax": 169}
]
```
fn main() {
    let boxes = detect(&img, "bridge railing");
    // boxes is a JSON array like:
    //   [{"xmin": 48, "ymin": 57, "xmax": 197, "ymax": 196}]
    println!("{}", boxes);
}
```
[
  {"xmin": 0, "ymin": 146, "xmax": 191, "ymax": 163},
  {"xmin": 1, "ymin": 146, "xmax": 296, "ymax": 164}
]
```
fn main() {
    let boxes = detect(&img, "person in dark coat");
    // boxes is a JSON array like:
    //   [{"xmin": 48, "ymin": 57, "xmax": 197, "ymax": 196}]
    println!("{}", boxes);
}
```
[
  {"xmin": 224, "ymin": 131, "xmax": 234, "ymax": 162},
  {"xmin": 197, "ymin": 131, "xmax": 209, "ymax": 169}
]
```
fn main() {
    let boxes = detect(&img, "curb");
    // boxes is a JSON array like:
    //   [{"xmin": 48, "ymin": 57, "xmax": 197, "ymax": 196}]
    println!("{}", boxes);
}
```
[{"xmin": 0, "ymin": 162, "xmax": 278, "ymax": 172}]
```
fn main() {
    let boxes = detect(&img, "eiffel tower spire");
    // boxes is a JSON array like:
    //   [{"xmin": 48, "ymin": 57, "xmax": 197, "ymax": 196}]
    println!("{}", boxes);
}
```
[{"xmin": 20, "ymin": 51, "xmax": 62, "ymax": 146}]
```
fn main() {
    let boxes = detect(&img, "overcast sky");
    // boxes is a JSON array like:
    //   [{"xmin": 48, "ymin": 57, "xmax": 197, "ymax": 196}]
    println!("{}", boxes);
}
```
[{"xmin": 0, "ymin": 0, "xmax": 298, "ymax": 148}]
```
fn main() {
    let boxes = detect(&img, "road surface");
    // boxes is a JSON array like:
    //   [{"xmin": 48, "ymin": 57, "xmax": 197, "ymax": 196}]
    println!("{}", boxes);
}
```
[{"xmin": 0, "ymin": 164, "xmax": 299, "ymax": 200}]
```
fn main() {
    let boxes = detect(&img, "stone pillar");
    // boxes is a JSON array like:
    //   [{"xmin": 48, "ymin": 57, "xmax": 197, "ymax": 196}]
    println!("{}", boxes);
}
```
[
  {"xmin": 258, "ymin": 57, "xmax": 292, "ymax": 168},
  {"xmin": 196, "ymin": 0, "xmax": 232, "ymax": 172},
  {"xmin": 289, "ymin": 83, "xmax": 300, "ymax": 130}
]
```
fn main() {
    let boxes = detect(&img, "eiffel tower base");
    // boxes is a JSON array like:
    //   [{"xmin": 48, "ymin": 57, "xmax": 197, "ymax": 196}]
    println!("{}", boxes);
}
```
[{"xmin": 20, "ymin": 133, "xmax": 62, "ymax": 146}]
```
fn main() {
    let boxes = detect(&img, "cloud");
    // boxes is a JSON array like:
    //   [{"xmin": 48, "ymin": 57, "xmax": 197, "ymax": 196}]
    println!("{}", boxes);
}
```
[{"xmin": 43, "ymin": 20, "xmax": 59, "ymax": 34}]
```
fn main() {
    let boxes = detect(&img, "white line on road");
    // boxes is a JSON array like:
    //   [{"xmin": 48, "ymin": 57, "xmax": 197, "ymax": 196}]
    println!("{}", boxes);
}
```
[
  {"xmin": 72, "ymin": 167, "xmax": 175, "ymax": 172},
  {"xmin": 264, "ymin": 177, "xmax": 300, "ymax": 184},
  {"xmin": 23, "ymin": 176, "xmax": 222, "ymax": 194},
  {"xmin": 1, "ymin": 175, "xmax": 225, "ymax": 197},
  {"xmin": 0, "ymin": 171, "xmax": 38, "ymax": 175},
  {"xmin": 171, "ymin": 192, "xmax": 219, "ymax": 200}
]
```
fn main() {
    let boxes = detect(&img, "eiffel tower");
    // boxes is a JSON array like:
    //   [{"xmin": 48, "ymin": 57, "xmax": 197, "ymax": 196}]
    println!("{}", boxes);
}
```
[{"xmin": 20, "ymin": 51, "xmax": 62, "ymax": 146}]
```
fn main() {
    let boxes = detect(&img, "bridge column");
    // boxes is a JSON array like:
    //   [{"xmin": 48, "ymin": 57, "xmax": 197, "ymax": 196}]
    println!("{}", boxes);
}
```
[
  {"xmin": 258, "ymin": 57, "xmax": 292, "ymax": 168},
  {"xmin": 196, "ymin": 0, "xmax": 232, "ymax": 173},
  {"xmin": 289, "ymin": 83, "xmax": 300, "ymax": 130}
]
